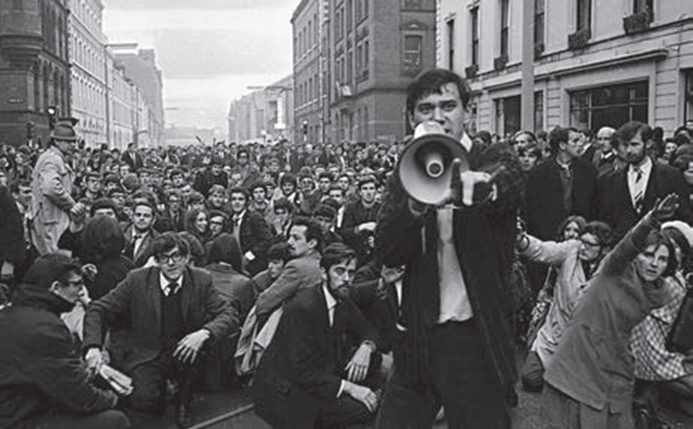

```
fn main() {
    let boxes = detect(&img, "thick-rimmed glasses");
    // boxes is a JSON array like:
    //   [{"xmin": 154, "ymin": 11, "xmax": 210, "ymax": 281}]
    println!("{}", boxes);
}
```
[{"xmin": 155, "ymin": 251, "xmax": 185, "ymax": 264}]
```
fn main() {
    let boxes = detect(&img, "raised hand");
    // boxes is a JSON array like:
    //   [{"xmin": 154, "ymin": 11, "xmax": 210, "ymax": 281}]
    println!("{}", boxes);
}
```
[{"xmin": 653, "ymin": 193, "xmax": 679, "ymax": 221}]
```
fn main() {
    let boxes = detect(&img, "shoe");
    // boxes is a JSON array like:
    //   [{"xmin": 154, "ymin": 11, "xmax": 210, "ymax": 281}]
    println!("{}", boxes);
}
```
[{"xmin": 174, "ymin": 401, "xmax": 193, "ymax": 428}]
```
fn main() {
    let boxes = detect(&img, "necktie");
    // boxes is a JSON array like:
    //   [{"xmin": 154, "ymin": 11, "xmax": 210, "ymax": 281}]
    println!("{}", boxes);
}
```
[
  {"xmin": 164, "ymin": 281, "xmax": 179, "ymax": 296},
  {"xmin": 633, "ymin": 167, "xmax": 645, "ymax": 213},
  {"xmin": 132, "ymin": 234, "xmax": 143, "ymax": 258}
]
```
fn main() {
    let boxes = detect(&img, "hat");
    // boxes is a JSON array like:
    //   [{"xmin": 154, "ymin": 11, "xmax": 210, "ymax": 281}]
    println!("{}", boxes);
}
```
[
  {"xmin": 662, "ymin": 221, "xmax": 693, "ymax": 249},
  {"xmin": 50, "ymin": 121, "xmax": 78, "ymax": 142}
]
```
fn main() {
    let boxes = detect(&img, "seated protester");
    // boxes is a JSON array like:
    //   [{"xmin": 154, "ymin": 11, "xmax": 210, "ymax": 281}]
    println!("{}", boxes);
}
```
[
  {"xmin": 103, "ymin": 174, "xmax": 121, "ymax": 195},
  {"xmin": 184, "ymin": 207, "xmax": 210, "ymax": 252},
  {"xmin": 206, "ymin": 184, "xmax": 227, "ymax": 212},
  {"xmin": 0, "ymin": 254, "xmax": 130, "ymax": 429},
  {"xmin": 206, "ymin": 233, "xmax": 254, "ymax": 320},
  {"xmin": 123, "ymin": 200, "xmax": 160, "ymax": 267},
  {"xmin": 83, "ymin": 233, "xmax": 237, "ymax": 428},
  {"xmin": 270, "ymin": 197, "xmax": 294, "ymax": 242},
  {"xmin": 186, "ymin": 191, "xmax": 206, "ymax": 212},
  {"xmin": 630, "ymin": 221, "xmax": 693, "ymax": 415},
  {"xmin": 81, "ymin": 171, "xmax": 103, "ymax": 202},
  {"xmin": 58, "ymin": 198, "xmax": 119, "ymax": 260},
  {"xmin": 313, "ymin": 202, "xmax": 344, "ymax": 246},
  {"xmin": 252, "ymin": 242, "xmax": 292, "ymax": 296},
  {"xmin": 248, "ymin": 181, "xmax": 274, "ymax": 224},
  {"xmin": 276, "ymin": 172, "xmax": 300, "ymax": 209},
  {"xmin": 206, "ymin": 210, "xmax": 229, "ymax": 254},
  {"xmin": 254, "ymin": 216, "xmax": 323, "ymax": 318},
  {"xmin": 254, "ymin": 243, "xmax": 382, "ymax": 429},
  {"xmin": 107, "ymin": 186, "xmax": 128, "ymax": 220},
  {"xmin": 516, "ymin": 220, "xmax": 614, "ymax": 391},
  {"xmin": 155, "ymin": 188, "xmax": 185, "ymax": 232}
]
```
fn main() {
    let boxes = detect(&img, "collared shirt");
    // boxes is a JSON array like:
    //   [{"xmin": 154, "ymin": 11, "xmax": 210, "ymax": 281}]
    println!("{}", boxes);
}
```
[
  {"xmin": 322, "ymin": 283, "xmax": 337, "ymax": 328},
  {"xmin": 132, "ymin": 230, "xmax": 149, "ymax": 259},
  {"xmin": 232, "ymin": 209, "xmax": 245, "ymax": 243},
  {"xmin": 160, "ymin": 272, "xmax": 183, "ymax": 296},
  {"xmin": 437, "ymin": 132, "xmax": 474, "ymax": 324},
  {"xmin": 628, "ymin": 156, "xmax": 653, "ymax": 208}
]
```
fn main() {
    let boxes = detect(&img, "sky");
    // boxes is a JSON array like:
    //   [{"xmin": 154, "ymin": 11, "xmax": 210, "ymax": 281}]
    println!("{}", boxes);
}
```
[{"xmin": 103, "ymin": 0, "xmax": 299, "ymax": 131}]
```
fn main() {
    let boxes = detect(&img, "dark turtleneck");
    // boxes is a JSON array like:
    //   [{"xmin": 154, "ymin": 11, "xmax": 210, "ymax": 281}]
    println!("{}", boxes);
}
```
[{"xmin": 12, "ymin": 284, "xmax": 76, "ymax": 315}]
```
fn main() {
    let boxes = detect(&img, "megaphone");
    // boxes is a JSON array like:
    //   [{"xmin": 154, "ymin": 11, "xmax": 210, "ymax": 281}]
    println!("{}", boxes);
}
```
[{"xmin": 398, "ymin": 122, "xmax": 470, "ymax": 206}]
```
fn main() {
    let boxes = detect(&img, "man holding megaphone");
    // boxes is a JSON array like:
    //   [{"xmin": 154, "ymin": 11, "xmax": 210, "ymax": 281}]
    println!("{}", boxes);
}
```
[{"xmin": 375, "ymin": 69, "xmax": 525, "ymax": 429}]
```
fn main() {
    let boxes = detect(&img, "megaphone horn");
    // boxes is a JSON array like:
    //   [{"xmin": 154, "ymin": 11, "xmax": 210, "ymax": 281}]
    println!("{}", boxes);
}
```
[{"xmin": 398, "ymin": 122, "xmax": 470, "ymax": 206}]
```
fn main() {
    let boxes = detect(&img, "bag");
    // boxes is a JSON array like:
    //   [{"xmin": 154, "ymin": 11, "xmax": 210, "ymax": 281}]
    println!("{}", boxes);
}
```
[
  {"xmin": 666, "ymin": 279, "xmax": 693, "ymax": 354},
  {"xmin": 524, "ymin": 266, "xmax": 556, "ymax": 349}
]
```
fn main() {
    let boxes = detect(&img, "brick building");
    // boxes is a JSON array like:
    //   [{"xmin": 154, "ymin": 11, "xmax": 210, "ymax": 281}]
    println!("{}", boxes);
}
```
[
  {"xmin": 329, "ymin": 0, "xmax": 436, "ymax": 144},
  {"xmin": 0, "ymin": 0, "xmax": 71, "ymax": 147}
]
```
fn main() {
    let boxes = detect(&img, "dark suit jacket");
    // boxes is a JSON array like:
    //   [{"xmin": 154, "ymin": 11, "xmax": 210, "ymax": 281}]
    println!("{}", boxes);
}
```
[
  {"xmin": 231, "ymin": 210, "xmax": 273, "ymax": 276},
  {"xmin": 123, "ymin": 226, "xmax": 160, "ymax": 267},
  {"xmin": 121, "ymin": 151, "xmax": 144, "ymax": 171},
  {"xmin": 83, "ymin": 266, "xmax": 237, "ymax": 373},
  {"xmin": 253, "ymin": 285, "xmax": 378, "ymax": 429},
  {"xmin": 596, "ymin": 159, "xmax": 692, "ymax": 238},
  {"xmin": 376, "ymin": 139, "xmax": 524, "ymax": 391},
  {"xmin": 524, "ymin": 157, "xmax": 598, "ymax": 240}
]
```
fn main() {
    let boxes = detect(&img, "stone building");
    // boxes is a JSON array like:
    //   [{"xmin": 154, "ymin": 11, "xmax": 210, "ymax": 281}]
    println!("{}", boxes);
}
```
[{"xmin": 437, "ymin": 0, "xmax": 693, "ymax": 137}]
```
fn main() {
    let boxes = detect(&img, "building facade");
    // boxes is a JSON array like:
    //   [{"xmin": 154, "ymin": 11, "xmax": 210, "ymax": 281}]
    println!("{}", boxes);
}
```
[
  {"xmin": 292, "ymin": 0, "xmax": 328, "ymax": 144},
  {"xmin": 438, "ymin": 0, "xmax": 693, "ymax": 137},
  {"xmin": 329, "ymin": 0, "xmax": 437, "ymax": 144},
  {"xmin": 113, "ymin": 49, "xmax": 164, "ymax": 146},
  {"xmin": 0, "ymin": 0, "xmax": 71, "ymax": 146},
  {"xmin": 68, "ymin": 0, "xmax": 107, "ymax": 146},
  {"xmin": 228, "ymin": 75, "xmax": 294, "ymax": 145}
]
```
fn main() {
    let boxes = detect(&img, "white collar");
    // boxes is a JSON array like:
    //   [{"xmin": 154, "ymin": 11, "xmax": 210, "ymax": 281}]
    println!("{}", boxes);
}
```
[
  {"xmin": 630, "ymin": 156, "xmax": 652, "ymax": 174},
  {"xmin": 322, "ymin": 283, "xmax": 337, "ymax": 311},
  {"xmin": 460, "ymin": 133, "xmax": 473, "ymax": 152},
  {"xmin": 160, "ymin": 271, "xmax": 183, "ymax": 294}
]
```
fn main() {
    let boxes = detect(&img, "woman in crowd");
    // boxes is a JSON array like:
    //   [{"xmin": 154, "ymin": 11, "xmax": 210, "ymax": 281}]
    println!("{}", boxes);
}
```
[
  {"xmin": 542, "ymin": 194, "xmax": 679, "ymax": 429},
  {"xmin": 185, "ymin": 207, "xmax": 210, "ymax": 247},
  {"xmin": 630, "ymin": 220, "xmax": 693, "ymax": 416},
  {"xmin": 517, "ymin": 219, "xmax": 614, "ymax": 391}
]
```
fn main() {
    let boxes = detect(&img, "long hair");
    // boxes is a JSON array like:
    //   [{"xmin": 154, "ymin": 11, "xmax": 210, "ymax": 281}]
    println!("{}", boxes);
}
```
[
  {"xmin": 184, "ymin": 207, "xmax": 209, "ymax": 242},
  {"xmin": 81, "ymin": 215, "xmax": 125, "ymax": 263}
]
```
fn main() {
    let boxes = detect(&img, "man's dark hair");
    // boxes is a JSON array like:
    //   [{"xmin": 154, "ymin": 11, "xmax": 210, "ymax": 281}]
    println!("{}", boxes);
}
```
[
  {"xmin": 22, "ymin": 253, "xmax": 81, "ymax": 291},
  {"xmin": 291, "ymin": 216, "xmax": 322, "ymax": 250},
  {"xmin": 90, "ymin": 197, "xmax": 118, "ymax": 216},
  {"xmin": 151, "ymin": 232, "xmax": 190, "ymax": 257},
  {"xmin": 248, "ymin": 181, "xmax": 267, "ymax": 194},
  {"xmin": 169, "ymin": 168, "xmax": 184, "ymax": 179},
  {"xmin": 358, "ymin": 174, "xmax": 377, "ymax": 190},
  {"xmin": 548, "ymin": 126, "xmax": 578, "ymax": 155},
  {"xmin": 406, "ymin": 69, "xmax": 472, "ymax": 118},
  {"xmin": 280, "ymin": 173, "xmax": 297, "ymax": 187},
  {"xmin": 320, "ymin": 243, "xmax": 356, "ymax": 271},
  {"xmin": 207, "ymin": 233, "xmax": 243, "ymax": 271},
  {"xmin": 229, "ymin": 186, "xmax": 248, "ymax": 200},
  {"xmin": 318, "ymin": 171, "xmax": 332, "ymax": 181},
  {"xmin": 84, "ymin": 171, "xmax": 101, "ymax": 181},
  {"xmin": 614, "ymin": 121, "xmax": 653, "ymax": 149},
  {"xmin": 82, "ymin": 215, "xmax": 125, "ymax": 261},
  {"xmin": 267, "ymin": 242, "xmax": 291, "ymax": 263},
  {"xmin": 274, "ymin": 197, "xmax": 294, "ymax": 214}
]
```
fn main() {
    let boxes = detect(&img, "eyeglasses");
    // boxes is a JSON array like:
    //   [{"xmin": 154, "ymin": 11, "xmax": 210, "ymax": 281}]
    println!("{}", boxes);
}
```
[{"xmin": 155, "ymin": 252, "xmax": 185, "ymax": 264}]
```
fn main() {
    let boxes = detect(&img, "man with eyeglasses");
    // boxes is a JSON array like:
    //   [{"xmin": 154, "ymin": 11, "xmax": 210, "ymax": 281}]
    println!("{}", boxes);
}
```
[
  {"xmin": 83, "ymin": 233, "xmax": 236, "ymax": 428},
  {"xmin": 0, "ymin": 254, "xmax": 131, "ymax": 429}
]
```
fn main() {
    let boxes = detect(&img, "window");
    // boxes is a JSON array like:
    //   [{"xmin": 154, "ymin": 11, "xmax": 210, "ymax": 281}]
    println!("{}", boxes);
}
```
[
  {"xmin": 685, "ymin": 72, "xmax": 693, "ymax": 129},
  {"xmin": 535, "ymin": 0, "xmax": 545, "ymax": 47},
  {"xmin": 470, "ymin": 7, "xmax": 479, "ymax": 66},
  {"xmin": 357, "ymin": 43, "xmax": 363, "ymax": 70},
  {"xmin": 570, "ymin": 81, "xmax": 648, "ymax": 130},
  {"xmin": 364, "ymin": 40, "xmax": 369, "ymax": 68},
  {"xmin": 13, "ymin": 0, "xmax": 23, "ymax": 11},
  {"xmin": 335, "ymin": 10, "xmax": 342, "ymax": 40},
  {"xmin": 499, "ymin": 0, "xmax": 509, "ymax": 57},
  {"xmin": 446, "ymin": 19, "xmax": 455, "ymax": 70},
  {"xmin": 494, "ymin": 95, "xmax": 520, "ymax": 137},
  {"xmin": 633, "ymin": 0, "xmax": 654, "ymax": 20},
  {"xmin": 534, "ymin": 91, "xmax": 544, "ymax": 132},
  {"xmin": 403, "ymin": 35, "xmax": 423, "ymax": 69},
  {"xmin": 347, "ymin": 0, "xmax": 353, "ymax": 30},
  {"xmin": 347, "ymin": 50, "xmax": 353, "ymax": 85},
  {"xmin": 577, "ymin": 0, "xmax": 591, "ymax": 31}
]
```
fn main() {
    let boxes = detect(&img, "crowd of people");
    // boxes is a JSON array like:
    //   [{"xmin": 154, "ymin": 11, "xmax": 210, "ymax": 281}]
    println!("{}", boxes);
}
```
[{"xmin": 1, "ymin": 67, "xmax": 693, "ymax": 429}]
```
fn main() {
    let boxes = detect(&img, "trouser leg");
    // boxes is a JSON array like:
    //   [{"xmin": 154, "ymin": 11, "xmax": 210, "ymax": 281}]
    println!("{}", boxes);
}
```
[
  {"xmin": 430, "ymin": 321, "xmax": 511, "ymax": 429},
  {"xmin": 16, "ymin": 410, "xmax": 131, "ymax": 429}
]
